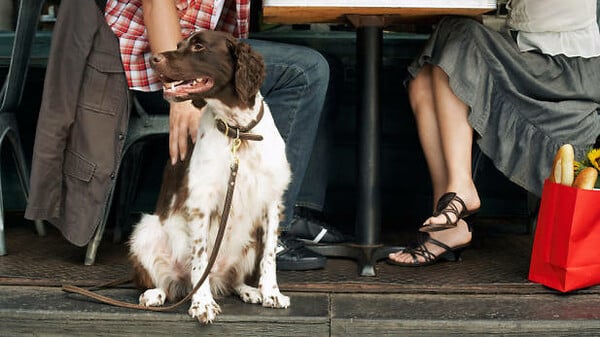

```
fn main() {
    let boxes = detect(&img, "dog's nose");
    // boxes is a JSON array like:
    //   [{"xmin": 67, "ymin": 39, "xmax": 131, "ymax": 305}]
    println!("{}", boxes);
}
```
[{"xmin": 151, "ymin": 54, "xmax": 165, "ymax": 65}]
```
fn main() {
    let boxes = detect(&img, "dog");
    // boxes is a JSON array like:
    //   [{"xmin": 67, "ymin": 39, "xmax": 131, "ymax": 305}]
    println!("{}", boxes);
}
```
[{"xmin": 128, "ymin": 30, "xmax": 291, "ymax": 324}]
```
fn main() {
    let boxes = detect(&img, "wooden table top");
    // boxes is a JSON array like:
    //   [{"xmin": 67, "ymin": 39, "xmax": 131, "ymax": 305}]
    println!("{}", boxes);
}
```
[{"xmin": 262, "ymin": 6, "xmax": 496, "ymax": 25}]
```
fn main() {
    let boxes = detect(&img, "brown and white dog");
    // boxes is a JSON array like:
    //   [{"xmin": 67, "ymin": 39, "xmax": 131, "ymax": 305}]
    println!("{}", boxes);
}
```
[{"xmin": 128, "ymin": 31, "xmax": 291, "ymax": 324}]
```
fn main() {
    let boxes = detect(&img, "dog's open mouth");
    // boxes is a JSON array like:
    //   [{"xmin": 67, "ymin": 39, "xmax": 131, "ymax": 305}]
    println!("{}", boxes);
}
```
[{"xmin": 161, "ymin": 76, "xmax": 215, "ymax": 98}]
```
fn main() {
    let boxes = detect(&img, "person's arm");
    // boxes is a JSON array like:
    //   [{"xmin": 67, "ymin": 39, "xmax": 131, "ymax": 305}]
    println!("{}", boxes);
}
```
[{"xmin": 142, "ymin": 0, "xmax": 202, "ymax": 164}]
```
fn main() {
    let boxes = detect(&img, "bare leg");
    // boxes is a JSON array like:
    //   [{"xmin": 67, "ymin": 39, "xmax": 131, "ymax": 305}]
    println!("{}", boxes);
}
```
[
  {"xmin": 389, "ymin": 65, "xmax": 476, "ymax": 264},
  {"xmin": 425, "ymin": 65, "xmax": 480, "ymax": 226},
  {"xmin": 409, "ymin": 64, "xmax": 448, "ymax": 203}
]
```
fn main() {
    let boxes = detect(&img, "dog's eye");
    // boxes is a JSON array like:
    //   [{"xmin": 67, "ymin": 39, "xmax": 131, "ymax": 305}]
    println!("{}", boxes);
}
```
[{"xmin": 192, "ymin": 42, "xmax": 205, "ymax": 52}]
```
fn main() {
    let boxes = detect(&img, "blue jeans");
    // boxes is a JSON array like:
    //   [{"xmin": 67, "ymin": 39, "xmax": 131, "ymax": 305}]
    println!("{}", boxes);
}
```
[
  {"xmin": 245, "ymin": 39, "xmax": 330, "ymax": 229},
  {"xmin": 136, "ymin": 39, "xmax": 331, "ymax": 230}
]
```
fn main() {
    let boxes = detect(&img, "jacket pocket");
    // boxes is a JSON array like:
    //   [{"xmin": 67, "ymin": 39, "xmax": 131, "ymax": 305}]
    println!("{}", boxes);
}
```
[
  {"xmin": 63, "ymin": 150, "xmax": 96, "ymax": 182},
  {"xmin": 78, "ymin": 49, "xmax": 127, "ymax": 116}
]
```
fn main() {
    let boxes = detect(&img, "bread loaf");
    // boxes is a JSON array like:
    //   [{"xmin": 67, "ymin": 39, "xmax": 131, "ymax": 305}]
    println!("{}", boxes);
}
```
[
  {"xmin": 550, "ymin": 144, "xmax": 574, "ymax": 186},
  {"xmin": 572, "ymin": 167, "xmax": 598, "ymax": 190}
]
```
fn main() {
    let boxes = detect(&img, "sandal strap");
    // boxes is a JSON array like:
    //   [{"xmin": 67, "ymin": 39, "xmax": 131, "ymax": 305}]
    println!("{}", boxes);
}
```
[
  {"xmin": 403, "ymin": 237, "xmax": 449, "ymax": 264},
  {"xmin": 427, "ymin": 237, "xmax": 453, "ymax": 252},
  {"xmin": 433, "ymin": 192, "xmax": 468, "ymax": 225}
]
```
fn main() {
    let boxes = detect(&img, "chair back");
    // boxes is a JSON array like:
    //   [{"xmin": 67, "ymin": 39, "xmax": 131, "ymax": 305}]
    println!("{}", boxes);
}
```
[{"xmin": 0, "ymin": 0, "xmax": 45, "ymax": 113}]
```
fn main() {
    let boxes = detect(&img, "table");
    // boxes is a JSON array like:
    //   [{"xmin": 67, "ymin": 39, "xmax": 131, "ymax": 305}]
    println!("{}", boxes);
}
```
[{"xmin": 263, "ymin": 1, "xmax": 495, "ymax": 276}]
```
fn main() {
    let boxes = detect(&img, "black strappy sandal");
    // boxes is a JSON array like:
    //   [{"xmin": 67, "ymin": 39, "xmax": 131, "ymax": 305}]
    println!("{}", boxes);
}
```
[
  {"xmin": 386, "ymin": 236, "xmax": 471, "ymax": 267},
  {"xmin": 419, "ymin": 192, "xmax": 479, "ymax": 233}
]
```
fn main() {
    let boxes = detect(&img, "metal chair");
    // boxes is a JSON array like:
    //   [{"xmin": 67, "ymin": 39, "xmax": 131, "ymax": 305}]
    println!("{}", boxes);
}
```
[
  {"xmin": 84, "ymin": 96, "xmax": 169, "ymax": 265},
  {"xmin": 0, "ymin": 0, "xmax": 46, "ymax": 256}
]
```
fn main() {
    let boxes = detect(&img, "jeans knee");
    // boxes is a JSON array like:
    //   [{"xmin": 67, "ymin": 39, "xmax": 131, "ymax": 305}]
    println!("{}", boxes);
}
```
[{"xmin": 300, "ymin": 48, "xmax": 330, "ymax": 91}]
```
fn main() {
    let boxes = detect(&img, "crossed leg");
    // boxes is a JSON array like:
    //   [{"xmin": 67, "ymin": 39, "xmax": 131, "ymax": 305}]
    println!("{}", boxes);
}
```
[{"xmin": 388, "ymin": 64, "xmax": 479, "ymax": 265}]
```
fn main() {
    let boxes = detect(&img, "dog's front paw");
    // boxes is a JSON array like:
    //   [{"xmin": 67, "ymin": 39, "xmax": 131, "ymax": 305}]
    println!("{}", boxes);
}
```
[
  {"xmin": 189, "ymin": 298, "xmax": 222, "ymax": 324},
  {"xmin": 262, "ymin": 290, "xmax": 290, "ymax": 309},
  {"xmin": 139, "ymin": 288, "xmax": 166, "ymax": 307},
  {"xmin": 237, "ymin": 284, "xmax": 262, "ymax": 304}
]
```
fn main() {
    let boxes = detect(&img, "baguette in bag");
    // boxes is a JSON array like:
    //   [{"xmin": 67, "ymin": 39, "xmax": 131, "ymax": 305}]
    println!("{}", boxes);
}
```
[
  {"xmin": 572, "ymin": 167, "xmax": 598, "ymax": 190},
  {"xmin": 549, "ymin": 144, "xmax": 574, "ymax": 186}
]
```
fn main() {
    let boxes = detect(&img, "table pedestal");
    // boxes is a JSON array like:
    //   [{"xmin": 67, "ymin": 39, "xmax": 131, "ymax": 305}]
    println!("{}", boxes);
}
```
[{"xmin": 308, "ymin": 16, "xmax": 403, "ymax": 276}]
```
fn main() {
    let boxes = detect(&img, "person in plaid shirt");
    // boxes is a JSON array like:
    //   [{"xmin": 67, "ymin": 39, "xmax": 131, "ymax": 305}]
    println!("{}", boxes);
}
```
[{"xmin": 104, "ymin": 0, "xmax": 346, "ymax": 270}]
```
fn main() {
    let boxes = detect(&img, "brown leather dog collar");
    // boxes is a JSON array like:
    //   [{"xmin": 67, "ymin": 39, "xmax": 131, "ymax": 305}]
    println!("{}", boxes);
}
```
[{"xmin": 215, "ymin": 102, "xmax": 264, "ymax": 141}]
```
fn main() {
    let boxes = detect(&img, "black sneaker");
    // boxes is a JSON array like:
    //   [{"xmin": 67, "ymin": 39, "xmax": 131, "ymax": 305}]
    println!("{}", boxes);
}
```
[
  {"xmin": 276, "ymin": 234, "xmax": 326, "ymax": 271},
  {"xmin": 288, "ymin": 214, "xmax": 350, "ymax": 244}
]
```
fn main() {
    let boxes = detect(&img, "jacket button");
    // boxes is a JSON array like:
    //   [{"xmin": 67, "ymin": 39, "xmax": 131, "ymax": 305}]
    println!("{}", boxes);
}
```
[
  {"xmin": 118, "ymin": 133, "xmax": 124, "ymax": 140},
  {"xmin": 110, "ymin": 172, "xmax": 116, "ymax": 179}
]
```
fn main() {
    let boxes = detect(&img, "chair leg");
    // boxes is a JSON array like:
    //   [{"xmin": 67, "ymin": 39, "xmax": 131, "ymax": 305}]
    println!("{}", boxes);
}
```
[
  {"xmin": 84, "ymin": 224, "xmax": 103, "ymax": 265},
  {"xmin": 33, "ymin": 219, "xmax": 45, "ymax": 236},
  {"xmin": 85, "ymin": 181, "xmax": 118, "ymax": 265},
  {"xmin": 0, "ymin": 163, "xmax": 6, "ymax": 256},
  {"xmin": 1, "ymin": 126, "xmax": 46, "ymax": 255},
  {"xmin": 7, "ymin": 127, "xmax": 45, "ymax": 236}
]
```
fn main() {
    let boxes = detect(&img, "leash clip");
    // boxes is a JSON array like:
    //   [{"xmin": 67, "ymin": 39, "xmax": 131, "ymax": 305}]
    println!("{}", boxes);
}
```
[{"xmin": 231, "ymin": 132, "xmax": 242, "ymax": 165}]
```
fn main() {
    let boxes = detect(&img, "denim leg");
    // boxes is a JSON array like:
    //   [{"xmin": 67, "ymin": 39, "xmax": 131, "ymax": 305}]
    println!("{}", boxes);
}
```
[
  {"xmin": 245, "ymin": 39, "xmax": 330, "ymax": 230},
  {"xmin": 296, "ymin": 55, "xmax": 342, "ymax": 213},
  {"xmin": 295, "ymin": 106, "xmax": 329, "ymax": 212}
]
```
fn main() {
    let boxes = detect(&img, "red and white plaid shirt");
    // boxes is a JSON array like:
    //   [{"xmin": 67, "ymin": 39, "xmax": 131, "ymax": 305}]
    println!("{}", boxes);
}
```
[{"xmin": 105, "ymin": 0, "xmax": 250, "ymax": 91}]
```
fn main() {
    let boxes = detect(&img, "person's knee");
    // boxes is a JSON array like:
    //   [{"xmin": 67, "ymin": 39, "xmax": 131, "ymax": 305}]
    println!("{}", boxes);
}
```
[
  {"xmin": 408, "ymin": 65, "xmax": 432, "ymax": 115},
  {"xmin": 302, "ymin": 48, "xmax": 330, "ymax": 90},
  {"xmin": 430, "ymin": 64, "xmax": 449, "ymax": 81}
]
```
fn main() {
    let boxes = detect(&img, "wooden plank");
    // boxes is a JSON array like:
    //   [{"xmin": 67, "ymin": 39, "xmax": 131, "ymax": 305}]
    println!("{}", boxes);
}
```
[
  {"xmin": 0, "ymin": 286, "xmax": 330, "ymax": 336},
  {"xmin": 331, "ymin": 293, "xmax": 600, "ymax": 336},
  {"xmin": 262, "ymin": 7, "xmax": 495, "ymax": 24}
]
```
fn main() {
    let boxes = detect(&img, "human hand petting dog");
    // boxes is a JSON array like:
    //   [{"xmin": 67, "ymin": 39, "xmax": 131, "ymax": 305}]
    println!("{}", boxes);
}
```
[{"xmin": 168, "ymin": 100, "xmax": 204, "ymax": 165}]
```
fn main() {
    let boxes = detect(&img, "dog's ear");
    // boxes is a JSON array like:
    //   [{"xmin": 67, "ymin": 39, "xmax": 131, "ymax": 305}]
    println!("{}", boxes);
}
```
[{"xmin": 231, "ymin": 40, "xmax": 265, "ymax": 106}]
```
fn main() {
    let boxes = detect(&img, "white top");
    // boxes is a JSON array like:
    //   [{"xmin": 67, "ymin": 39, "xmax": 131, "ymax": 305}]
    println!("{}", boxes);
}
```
[
  {"xmin": 506, "ymin": 0, "xmax": 600, "ymax": 58},
  {"xmin": 211, "ymin": 0, "xmax": 225, "ymax": 30}
]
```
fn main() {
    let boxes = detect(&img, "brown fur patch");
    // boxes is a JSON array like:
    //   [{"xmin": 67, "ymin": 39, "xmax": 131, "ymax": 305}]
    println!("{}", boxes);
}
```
[
  {"xmin": 209, "ymin": 211, "xmax": 222, "ymax": 230},
  {"xmin": 197, "ymin": 246, "xmax": 205, "ymax": 258},
  {"xmin": 130, "ymin": 256, "xmax": 154, "ymax": 290},
  {"xmin": 244, "ymin": 217, "xmax": 265, "ymax": 286},
  {"xmin": 167, "ymin": 280, "xmax": 192, "ymax": 302},
  {"xmin": 155, "ymin": 139, "xmax": 194, "ymax": 222}
]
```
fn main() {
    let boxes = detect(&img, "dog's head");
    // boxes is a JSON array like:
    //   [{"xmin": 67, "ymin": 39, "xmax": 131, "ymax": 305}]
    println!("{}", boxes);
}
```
[{"xmin": 151, "ymin": 30, "xmax": 265, "ymax": 108}]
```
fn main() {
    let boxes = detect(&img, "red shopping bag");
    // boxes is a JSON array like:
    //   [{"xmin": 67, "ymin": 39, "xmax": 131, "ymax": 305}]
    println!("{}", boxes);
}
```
[{"xmin": 528, "ymin": 180, "xmax": 600, "ymax": 292}]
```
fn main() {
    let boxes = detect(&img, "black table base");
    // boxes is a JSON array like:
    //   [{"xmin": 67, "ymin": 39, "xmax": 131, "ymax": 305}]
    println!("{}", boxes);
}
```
[
  {"xmin": 309, "ymin": 17, "xmax": 404, "ymax": 277},
  {"xmin": 307, "ymin": 244, "xmax": 404, "ymax": 276}
]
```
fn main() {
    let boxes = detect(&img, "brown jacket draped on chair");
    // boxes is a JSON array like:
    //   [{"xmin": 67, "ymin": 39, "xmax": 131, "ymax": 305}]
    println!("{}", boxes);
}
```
[{"xmin": 25, "ymin": 0, "xmax": 131, "ymax": 246}]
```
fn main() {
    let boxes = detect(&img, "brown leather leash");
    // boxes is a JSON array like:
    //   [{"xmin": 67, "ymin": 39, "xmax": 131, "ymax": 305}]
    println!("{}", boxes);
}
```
[
  {"xmin": 62, "ymin": 111, "xmax": 264, "ymax": 311},
  {"xmin": 62, "ymin": 160, "xmax": 239, "ymax": 311}
]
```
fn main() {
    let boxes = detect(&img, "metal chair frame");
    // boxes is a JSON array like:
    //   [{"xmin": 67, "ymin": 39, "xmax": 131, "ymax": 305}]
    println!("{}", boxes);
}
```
[
  {"xmin": 0, "ymin": 0, "xmax": 46, "ymax": 256},
  {"xmin": 84, "ymin": 96, "xmax": 169, "ymax": 265}
]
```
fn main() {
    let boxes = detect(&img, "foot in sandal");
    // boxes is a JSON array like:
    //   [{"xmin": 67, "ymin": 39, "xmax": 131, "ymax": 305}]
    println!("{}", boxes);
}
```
[
  {"xmin": 420, "ymin": 188, "xmax": 480, "ymax": 232},
  {"xmin": 387, "ymin": 220, "xmax": 472, "ymax": 266}
]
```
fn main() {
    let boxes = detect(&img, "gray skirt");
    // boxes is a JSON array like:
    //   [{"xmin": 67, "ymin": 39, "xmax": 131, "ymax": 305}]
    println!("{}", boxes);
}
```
[{"xmin": 407, "ymin": 16, "xmax": 600, "ymax": 197}]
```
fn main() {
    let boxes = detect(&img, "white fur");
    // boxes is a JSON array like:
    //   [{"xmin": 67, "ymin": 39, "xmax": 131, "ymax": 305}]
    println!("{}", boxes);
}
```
[{"xmin": 130, "ymin": 93, "xmax": 291, "ymax": 324}]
